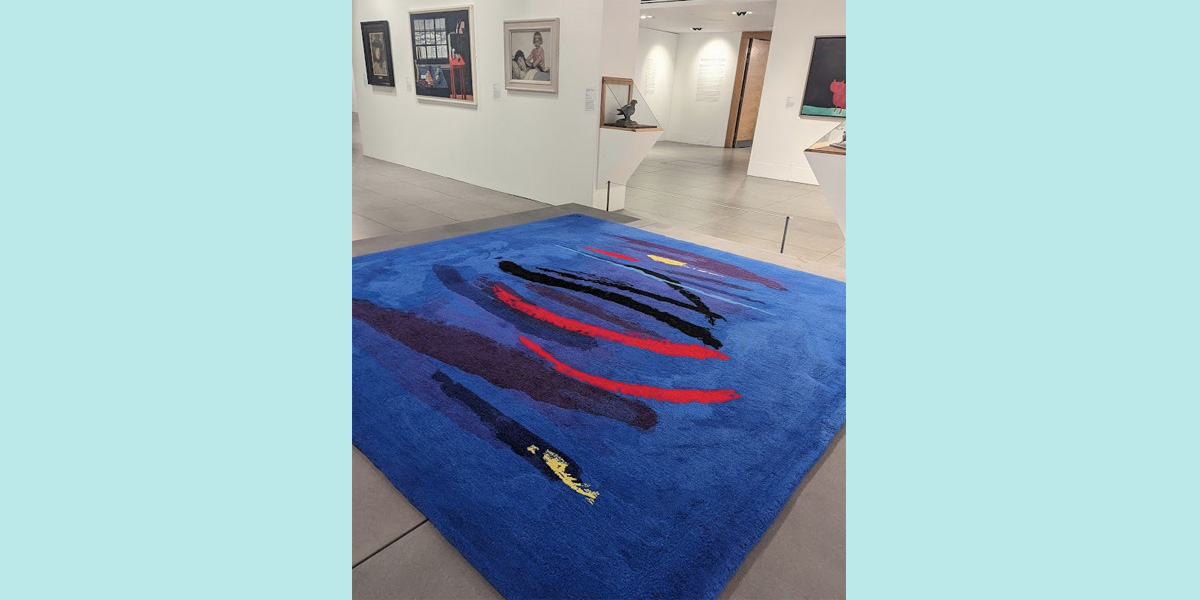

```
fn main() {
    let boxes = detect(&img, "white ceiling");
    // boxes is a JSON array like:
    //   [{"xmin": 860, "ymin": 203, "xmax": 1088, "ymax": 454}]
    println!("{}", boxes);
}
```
[{"xmin": 638, "ymin": 0, "xmax": 776, "ymax": 34}]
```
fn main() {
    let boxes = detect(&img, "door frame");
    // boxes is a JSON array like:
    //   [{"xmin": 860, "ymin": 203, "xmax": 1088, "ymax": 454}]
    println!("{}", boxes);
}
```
[{"xmin": 724, "ymin": 30, "xmax": 773, "ymax": 148}]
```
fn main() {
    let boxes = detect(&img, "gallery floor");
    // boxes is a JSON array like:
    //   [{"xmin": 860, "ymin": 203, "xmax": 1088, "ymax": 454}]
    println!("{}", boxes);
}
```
[
  {"xmin": 352, "ymin": 115, "xmax": 846, "ymax": 599},
  {"xmin": 353, "ymin": 115, "xmax": 845, "ymax": 270}
]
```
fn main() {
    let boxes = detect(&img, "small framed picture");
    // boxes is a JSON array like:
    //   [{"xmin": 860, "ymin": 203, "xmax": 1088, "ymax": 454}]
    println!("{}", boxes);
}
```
[
  {"xmin": 504, "ymin": 18, "xmax": 559, "ymax": 94},
  {"xmin": 361, "ymin": 21, "xmax": 395, "ymax": 87}
]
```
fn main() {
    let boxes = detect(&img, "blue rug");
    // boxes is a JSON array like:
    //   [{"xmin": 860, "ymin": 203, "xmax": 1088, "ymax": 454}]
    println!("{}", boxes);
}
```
[{"xmin": 353, "ymin": 214, "xmax": 845, "ymax": 599}]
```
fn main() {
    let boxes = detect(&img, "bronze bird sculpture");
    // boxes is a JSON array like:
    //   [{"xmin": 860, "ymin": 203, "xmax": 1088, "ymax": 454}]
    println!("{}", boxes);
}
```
[{"xmin": 616, "ymin": 99, "xmax": 637, "ymax": 121}]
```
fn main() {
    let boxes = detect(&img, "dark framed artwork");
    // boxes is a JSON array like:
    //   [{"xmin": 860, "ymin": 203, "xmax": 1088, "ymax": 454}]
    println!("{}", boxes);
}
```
[
  {"xmin": 800, "ymin": 36, "xmax": 846, "ymax": 118},
  {"xmin": 410, "ymin": 5, "xmax": 476, "ymax": 105},
  {"xmin": 361, "ymin": 21, "xmax": 396, "ymax": 87}
]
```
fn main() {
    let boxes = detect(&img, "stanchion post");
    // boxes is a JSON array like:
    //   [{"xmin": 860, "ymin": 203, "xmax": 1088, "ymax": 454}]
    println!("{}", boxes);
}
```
[
  {"xmin": 780, "ymin": 215, "xmax": 791, "ymax": 253},
  {"xmin": 606, "ymin": 181, "xmax": 611, "ymax": 212}
]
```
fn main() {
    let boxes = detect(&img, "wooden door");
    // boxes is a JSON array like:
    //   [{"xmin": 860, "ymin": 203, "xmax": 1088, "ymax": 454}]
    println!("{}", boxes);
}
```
[{"xmin": 733, "ymin": 39, "xmax": 770, "ymax": 147}]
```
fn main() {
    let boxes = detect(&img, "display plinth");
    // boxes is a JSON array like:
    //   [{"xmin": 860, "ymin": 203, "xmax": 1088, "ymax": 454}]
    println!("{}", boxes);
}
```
[
  {"xmin": 804, "ymin": 123, "xmax": 846, "ymax": 235},
  {"xmin": 594, "ymin": 127, "xmax": 663, "ymax": 211},
  {"xmin": 593, "ymin": 76, "xmax": 662, "ymax": 211}
]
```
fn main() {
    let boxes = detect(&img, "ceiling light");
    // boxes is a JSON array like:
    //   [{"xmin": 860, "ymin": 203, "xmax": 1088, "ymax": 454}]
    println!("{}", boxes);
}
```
[
  {"xmin": 640, "ymin": 15, "xmax": 653, "ymax": 19},
  {"xmin": 733, "ymin": 11, "xmax": 752, "ymax": 16}
]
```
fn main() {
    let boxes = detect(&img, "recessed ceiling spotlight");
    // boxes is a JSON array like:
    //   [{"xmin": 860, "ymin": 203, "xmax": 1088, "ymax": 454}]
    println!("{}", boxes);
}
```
[
  {"xmin": 640, "ymin": 15, "xmax": 653, "ymax": 19},
  {"xmin": 693, "ymin": 27, "xmax": 703, "ymax": 31},
  {"xmin": 733, "ymin": 11, "xmax": 753, "ymax": 16}
]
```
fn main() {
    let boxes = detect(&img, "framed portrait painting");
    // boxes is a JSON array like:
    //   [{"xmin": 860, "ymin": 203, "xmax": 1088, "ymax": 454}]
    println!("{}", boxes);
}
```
[
  {"xmin": 361, "ymin": 21, "xmax": 396, "ymax": 87},
  {"xmin": 410, "ymin": 5, "xmax": 476, "ymax": 105},
  {"xmin": 800, "ymin": 36, "xmax": 846, "ymax": 118},
  {"xmin": 504, "ymin": 18, "xmax": 559, "ymax": 94}
]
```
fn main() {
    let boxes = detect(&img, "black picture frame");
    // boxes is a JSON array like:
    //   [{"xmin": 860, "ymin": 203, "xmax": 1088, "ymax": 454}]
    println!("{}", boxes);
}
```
[
  {"xmin": 361, "ymin": 21, "xmax": 396, "ymax": 87},
  {"xmin": 800, "ymin": 36, "xmax": 846, "ymax": 118},
  {"xmin": 409, "ymin": 5, "xmax": 476, "ymax": 105}
]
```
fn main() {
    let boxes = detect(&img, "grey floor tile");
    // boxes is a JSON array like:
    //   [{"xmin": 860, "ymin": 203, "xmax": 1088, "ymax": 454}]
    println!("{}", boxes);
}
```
[
  {"xmin": 818, "ymin": 252, "xmax": 846, "ymax": 267},
  {"xmin": 783, "ymin": 215, "xmax": 845, "ymax": 240},
  {"xmin": 359, "ymin": 205, "xmax": 459, "ymax": 232},
  {"xmin": 419, "ymin": 198, "xmax": 509, "ymax": 221},
  {"xmin": 353, "ymin": 168, "xmax": 400, "ymax": 188},
  {"xmin": 704, "ymin": 214, "xmax": 795, "ymax": 242},
  {"xmin": 621, "ymin": 185, "xmax": 662, "ymax": 200},
  {"xmin": 353, "ymin": 522, "xmax": 503, "ymax": 600},
  {"xmin": 353, "ymin": 448, "xmax": 426, "ymax": 566},
  {"xmin": 639, "ymin": 193, "xmax": 748, "ymax": 216},
  {"xmin": 625, "ymin": 196, "xmax": 743, "ymax": 227},
  {"xmin": 361, "ymin": 161, "xmax": 437, "ymax": 182},
  {"xmin": 613, "ymin": 207, "xmax": 661, "ymax": 223},
  {"xmin": 633, "ymin": 164, "xmax": 667, "ymax": 173},
  {"xmin": 761, "ymin": 194, "xmax": 834, "ymax": 215},
  {"xmin": 468, "ymin": 194, "xmax": 549, "ymax": 214},
  {"xmin": 625, "ymin": 174, "xmax": 700, "ymax": 194},
  {"xmin": 784, "ymin": 231, "xmax": 847, "ymax": 254},
  {"xmin": 360, "ymin": 181, "xmax": 462, "ymax": 206},
  {"xmin": 354, "ymin": 186, "xmax": 409, "ymax": 212},
  {"xmin": 633, "ymin": 169, "xmax": 731, "ymax": 187},
  {"xmin": 410, "ymin": 177, "xmax": 499, "ymax": 201},
  {"xmin": 761, "ymin": 197, "xmax": 839, "ymax": 223},
  {"xmin": 676, "ymin": 186, "xmax": 784, "ymax": 209},
  {"xmin": 785, "ymin": 246, "xmax": 830, "ymax": 262},
  {"xmin": 353, "ymin": 214, "xmax": 398, "ymax": 241}
]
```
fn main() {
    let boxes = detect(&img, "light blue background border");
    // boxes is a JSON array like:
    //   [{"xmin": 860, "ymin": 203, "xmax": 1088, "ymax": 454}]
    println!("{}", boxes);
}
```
[
  {"xmin": 4, "ymin": 0, "xmax": 1198, "ymax": 597},
  {"xmin": 851, "ymin": 1, "xmax": 1197, "ymax": 598},
  {"xmin": 2, "ymin": 1, "xmax": 347, "ymax": 597}
]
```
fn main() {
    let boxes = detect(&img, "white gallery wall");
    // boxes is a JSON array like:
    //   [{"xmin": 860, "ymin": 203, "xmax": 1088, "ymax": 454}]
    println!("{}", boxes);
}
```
[
  {"xmin": 664, "ymin": 32, "xmax": 741, "ymax": 146},
  {"xmin": 634, "ymin": 28, "xmax": 678, "ymax": 132},
  {"xmin": 747, "ymin": 0, "xmax": 845, "ymax": 184},
  {"xmin": 353, "ymin": 0, "xmax": 640, "ymax": 207}
]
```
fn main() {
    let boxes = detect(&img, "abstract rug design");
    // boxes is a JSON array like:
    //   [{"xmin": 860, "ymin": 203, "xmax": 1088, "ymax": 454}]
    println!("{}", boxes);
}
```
[{"xmin": 353, "ymin": 215, "xmax": 845, "ymax": 599}]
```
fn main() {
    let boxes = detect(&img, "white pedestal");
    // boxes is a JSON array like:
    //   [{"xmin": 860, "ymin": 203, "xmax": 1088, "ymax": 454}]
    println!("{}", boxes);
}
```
[
  {"xmin": 593, "ymin": 127, "xmax": 663, "ymax": 211},
  {"xmin": 805, "ymin": 149, "xmax": 846, "ymax": 235}
]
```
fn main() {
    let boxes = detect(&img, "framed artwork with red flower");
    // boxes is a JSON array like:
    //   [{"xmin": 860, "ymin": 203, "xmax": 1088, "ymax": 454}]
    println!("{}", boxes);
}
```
[{"xmin": 800, "ymin": 36, "xmax": 845, "ymax": 118}]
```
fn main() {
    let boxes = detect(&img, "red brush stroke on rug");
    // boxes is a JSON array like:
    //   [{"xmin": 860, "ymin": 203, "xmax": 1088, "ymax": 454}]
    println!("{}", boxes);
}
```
[
  {"xmin": 586, "ymin": 247, "xmax": 641, "ymax": 262},
  {"xmin": 518, "ymin": 335, "xmax": 740, "ymax": 404},
  {"xmin": 495, "ymin": 284, "xmax": 729, "ymax": 360}
]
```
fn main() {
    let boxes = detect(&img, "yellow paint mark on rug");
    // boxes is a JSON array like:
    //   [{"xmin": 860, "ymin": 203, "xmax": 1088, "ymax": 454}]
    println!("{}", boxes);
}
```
[
  {"xmin": 527, "ymin": 445, "xmax": 539, "ymax": 454},
  {"xmin": 541, "ymin": 449, "xmax": 599, "ymax": 504},
  {"xmin": 647, "ymin": 254, "xmax": 687, "ymax": 266}
]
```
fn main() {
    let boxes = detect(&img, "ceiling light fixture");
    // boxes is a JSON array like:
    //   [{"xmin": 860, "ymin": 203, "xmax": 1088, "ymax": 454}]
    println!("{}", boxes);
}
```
[
  {"xmin": 640, "ymin": 15, "xmax": 653, "ymax": 19},
  {"xmin": 733, "ymin": 11, "xmax": 752, "ymax": 16},
  {"xmin": 693, "ymin": 27, "xmax": 703, "ymax": 31}
]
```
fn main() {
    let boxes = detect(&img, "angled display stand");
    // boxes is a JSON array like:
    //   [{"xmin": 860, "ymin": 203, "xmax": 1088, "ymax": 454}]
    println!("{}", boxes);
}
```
[
  {"xmin": 804, "ymin": 122, "xmax": 846, "ymax": 235},
  {"xmin": 593, "ymin": 77, "xmax": 662, "ymax": 211}
]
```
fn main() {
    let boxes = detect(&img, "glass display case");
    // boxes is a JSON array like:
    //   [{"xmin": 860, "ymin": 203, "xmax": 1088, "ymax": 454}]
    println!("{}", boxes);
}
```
[
  {"xmin": 806, "ymin": 121, "xmax": 846, "ymax": 155},
  {"xmin": 600, "ymin": 77, "xmax": 660, "ymax": 131}
]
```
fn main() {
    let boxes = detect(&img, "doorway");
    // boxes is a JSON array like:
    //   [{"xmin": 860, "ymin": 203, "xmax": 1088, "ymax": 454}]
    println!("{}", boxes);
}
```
[{"xmin": 725, "ymin": 31, "xmax": 771, "ymax": 148}]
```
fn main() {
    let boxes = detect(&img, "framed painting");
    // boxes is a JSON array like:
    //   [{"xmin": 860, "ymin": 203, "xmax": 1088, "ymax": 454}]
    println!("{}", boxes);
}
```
[
  {"xmin": 504, "ymin": 18, "xmax": 559, "ymax": 94},
  {"xmin": 800, "ymin": 36, "xmax": 845, "ymax": 118},
  {"xmin": 410, "ymin": 5, "xmax": 476, "ymax": 105},
  {"xmin": 361, "ymin": 21, "xmax": 396, "ymax": 87}
]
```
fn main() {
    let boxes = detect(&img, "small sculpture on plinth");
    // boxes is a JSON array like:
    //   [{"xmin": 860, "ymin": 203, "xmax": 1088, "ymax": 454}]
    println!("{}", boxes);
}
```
[{"xmin": 615, "ymin": 99, "xmax": 638, "ymax": 128}]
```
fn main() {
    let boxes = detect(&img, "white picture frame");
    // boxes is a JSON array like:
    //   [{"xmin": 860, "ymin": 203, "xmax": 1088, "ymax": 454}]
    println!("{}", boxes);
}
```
[{"xmin": 503, "ymin": 18, "xmax": 559, "ymax": 94}]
